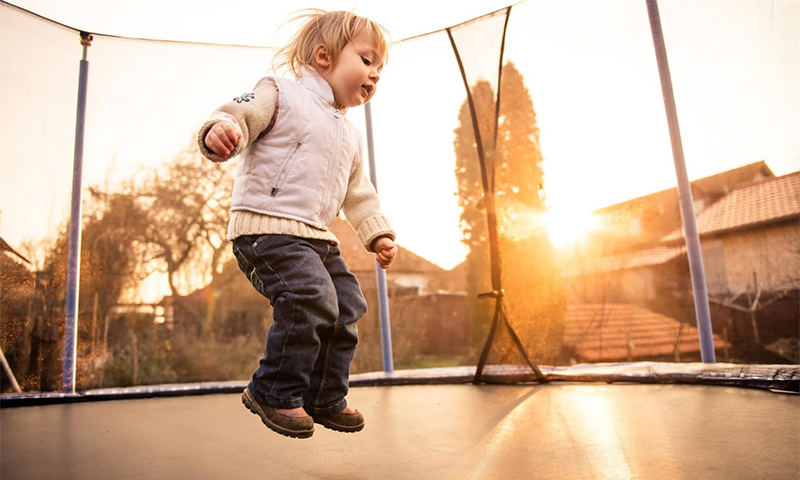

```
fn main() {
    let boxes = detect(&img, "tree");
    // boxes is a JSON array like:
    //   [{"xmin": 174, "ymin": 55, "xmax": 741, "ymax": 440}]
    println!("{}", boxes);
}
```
[
  {"xmin": 135, "ymin": 143, "xmax": 232, "ymax": 294},
  {"xmin": 453, "ymin": 62, "xmax": 566, "ymax": 363},
  {"xmin": 0, "ymin": 249, "xmax": 35, "ymax": 391},
  {"xmin": 1, "ymin": 140, "xmax": 236, "ymax": 391},
  {"xmin": 4, "ymin": 235, "xmax": 68, "ymax": 392},
  {"xmin": 454, "ymin": 80, "xmax": 496, "ymax": 349},
  {"xmin": 79, "ymin": 144, "xmax": 235, "ymax": 385},
  {"xmin": 130, "ymin": 142, "xmax": 233, "ymax": 336}
]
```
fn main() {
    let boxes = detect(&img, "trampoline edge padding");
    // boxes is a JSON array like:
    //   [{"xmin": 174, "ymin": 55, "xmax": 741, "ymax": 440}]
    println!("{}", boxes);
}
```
[{"xmin": 1, "ymin": 362, "xmax": 797, "ymax": 407}]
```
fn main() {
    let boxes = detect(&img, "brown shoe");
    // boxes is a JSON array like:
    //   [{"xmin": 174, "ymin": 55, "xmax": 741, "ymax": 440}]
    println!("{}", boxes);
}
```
[
  {"xmin": 311, "ymin": 409, "xmax": 365, "ymax": 433},
  {"xmin": 241, "ymin": 388, "xmax": 314, "ymax": 439}
]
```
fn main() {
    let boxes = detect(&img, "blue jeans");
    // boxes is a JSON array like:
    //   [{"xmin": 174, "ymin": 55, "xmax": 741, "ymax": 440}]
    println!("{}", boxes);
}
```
[{"xmin": 232, "ymin": 234, "xmax": 367, "ymax": 415}]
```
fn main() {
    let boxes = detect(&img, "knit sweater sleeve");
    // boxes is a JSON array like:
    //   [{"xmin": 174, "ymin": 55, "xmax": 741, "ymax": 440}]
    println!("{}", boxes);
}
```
[
  {"xmin": 342, "ymin": 148, "xmax": 396, "ymax": 252},
  {"xmin": 197, "ymin": 77, "xmax": 278, "ymax": 162}
]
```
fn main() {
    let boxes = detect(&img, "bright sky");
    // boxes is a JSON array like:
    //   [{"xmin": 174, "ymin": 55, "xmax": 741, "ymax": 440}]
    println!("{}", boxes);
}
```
[
  {"xmin": 2, "ymin": 0, "xmax": 799, "ymax": 299},
  {"xmin": 2, "ymin": 0, "xmax": 517, "ymax": 46}
]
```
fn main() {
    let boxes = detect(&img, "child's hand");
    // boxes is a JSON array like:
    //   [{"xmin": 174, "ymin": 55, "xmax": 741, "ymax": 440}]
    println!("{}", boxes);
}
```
[
  {"xmin": 373, "ymin": 237, "xmax": 397, "ymax": 270},
  {"xmin": 205, "ymin": 121, "xmax": 243, "ymax": 159}
]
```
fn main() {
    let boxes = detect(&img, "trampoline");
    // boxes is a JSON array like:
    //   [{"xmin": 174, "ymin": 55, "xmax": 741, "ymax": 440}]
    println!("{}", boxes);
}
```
[
  {"xmin": 2, "ymin": 1, "xmax": 800, "ymax": 479},
  {"xmin": 2, "ymin": 364, "xmax": 799, "ymax": 479}
]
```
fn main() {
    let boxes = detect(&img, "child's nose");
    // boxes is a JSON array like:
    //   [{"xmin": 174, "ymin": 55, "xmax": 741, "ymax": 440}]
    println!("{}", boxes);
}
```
[{"xmin": 370, "ymin": 69, "xmax": 380, "ymax": 83}]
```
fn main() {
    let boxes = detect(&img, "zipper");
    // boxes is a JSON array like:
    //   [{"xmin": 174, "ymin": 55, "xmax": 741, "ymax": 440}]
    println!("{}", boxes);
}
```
[
  {"xmin": 271, "ymin": 142, "xmax": 301, "ymax": 196},
  {"xmin": 319, "ymin": 113, "xmax": 343, "ymax": 220}
]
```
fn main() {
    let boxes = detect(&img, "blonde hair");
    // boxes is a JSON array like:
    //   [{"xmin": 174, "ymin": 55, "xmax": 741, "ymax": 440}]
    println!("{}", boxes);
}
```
[{"xmin": 273, "ymin": 9, "xmax": 390, "ymax": 78}]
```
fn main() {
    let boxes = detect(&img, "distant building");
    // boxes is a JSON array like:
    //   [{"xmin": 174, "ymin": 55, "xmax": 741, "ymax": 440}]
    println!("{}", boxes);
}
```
[
  {"xmin": 661, "ymin": 170, "xmax": 799, "ymax": 297},
  {"xmin": 563, "ymin": 303, "xmax": 729, "ymax": 363},
  {"xmin": 661, "ymin": 171, "xmax": 799, "ymax": 354},
  {"xmin": 560, "ymin": 163, "xmax": 798, "ymax": 362},
  {"xmin": 328, "ymin": 218, "xmax": 466, "ymax": 295},
  {"xmin": 589, "ymin": 161, "xmax": 774, "ymax": 254},
  {"xmin": 0, "ymin": 236, "xmax": 31, "ymax": 265},
  {"xmin": 329, "ymin": 218, "xmax": 470, "ymax": 368}
]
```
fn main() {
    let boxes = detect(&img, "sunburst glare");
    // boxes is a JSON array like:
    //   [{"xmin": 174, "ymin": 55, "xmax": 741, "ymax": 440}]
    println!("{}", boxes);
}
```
[{"xmin": 542, "ymin": 207, "xmax": 600, "ymax": 249}]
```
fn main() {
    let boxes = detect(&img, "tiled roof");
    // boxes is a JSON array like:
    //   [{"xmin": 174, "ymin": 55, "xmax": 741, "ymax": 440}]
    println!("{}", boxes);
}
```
[
  {"xmin": 663, "ymin": 171, "xmax": 800, "ymax": 241},
  {"xmin": 562, "ymin": 303, "xmax": 729, "ymax": 362},
  {"xmin": 595, "ymin": 161, "xmax": 773, "ymax": 215},
  {"xmin": 1, "ymin": 236, "xmax": 31, "ymax": 264},
  {"xmin": 688, "ymin": 161, "xmax": 774, "ymax": 198},
  {"xmin": 561, "ymin": 245, "xmax": 683, "ymax": 277}
]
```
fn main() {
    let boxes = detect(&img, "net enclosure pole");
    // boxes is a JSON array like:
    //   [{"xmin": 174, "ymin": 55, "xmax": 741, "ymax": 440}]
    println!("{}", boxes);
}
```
[
  {"xmin": 646, "ymin": 0, "xmax": 716, "ymax": 363},
  {"xmin": 62, "ymin": 32, "xmax": 93, "ymax": 392},
  {"xmin": 364, "ymin": 102, "xmax": 394, "ymax": 373}
]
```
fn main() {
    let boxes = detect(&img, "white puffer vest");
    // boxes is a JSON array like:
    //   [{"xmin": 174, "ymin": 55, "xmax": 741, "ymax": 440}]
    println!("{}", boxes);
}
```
[{"xmin": 231, "ymin": 71, "xmax": 362, "ymax": 230}]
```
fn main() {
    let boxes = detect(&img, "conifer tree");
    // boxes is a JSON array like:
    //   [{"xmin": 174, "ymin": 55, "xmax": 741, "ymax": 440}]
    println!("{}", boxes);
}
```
[{"xmin": 454, "ymin": 62, "xmax": 566, "ymax": 363}]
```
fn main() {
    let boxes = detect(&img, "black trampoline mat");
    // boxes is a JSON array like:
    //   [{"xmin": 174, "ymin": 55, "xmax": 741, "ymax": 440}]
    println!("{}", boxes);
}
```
[{"xmin": 2, "ymin": 383, "xmax": 798, "ymax": 479}]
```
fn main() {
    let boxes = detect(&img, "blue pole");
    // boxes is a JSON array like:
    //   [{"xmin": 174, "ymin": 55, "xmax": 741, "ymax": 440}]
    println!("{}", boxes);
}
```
[
  {"xmin": 62, "ymin": 32, "xmax": 93, "ymax": 392},
  {"xmin": 646, "ymin": 1, "xmax": 716, "ymax": 363},
  {"xmin": 364, "ymin": 102, "xmax": 394, "ymax": 373}
]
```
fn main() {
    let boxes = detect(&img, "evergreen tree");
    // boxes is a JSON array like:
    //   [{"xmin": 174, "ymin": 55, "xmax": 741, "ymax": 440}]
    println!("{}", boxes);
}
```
[
  {"xmin": 454, "ymin": 62, "xmax": 566, "ymax": 363},
  {"xmin": 454, "ymin": 80, "xmax": 495, "ymax": 350}
]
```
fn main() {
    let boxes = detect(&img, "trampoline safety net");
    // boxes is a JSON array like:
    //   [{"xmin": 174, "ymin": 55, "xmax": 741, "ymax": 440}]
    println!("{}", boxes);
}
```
[{"xmin": 1, "ymin": 0, "xmax": 798, "ymax": 396}]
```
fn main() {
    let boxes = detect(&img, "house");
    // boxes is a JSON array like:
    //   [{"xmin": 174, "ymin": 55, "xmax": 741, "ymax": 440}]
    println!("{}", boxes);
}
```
[
  {"xmin": 588, "ymin": 161, "xmax": 774, "ymax": 254},
  {"xmin": 661, "ymin": 170, "xmax": 799, "ymax": 297},
  {"xmin": 329, "ymin": 218, "xmax": 471, "ymax": 369},
  {"xmin": 661, "ymin": 171, "xmax": 800, "ymax": 352},
  {"xmin": 560, "ymin": 164, "xmax": 798, "ymax": 363},
  {"xmin": 1, "ymin": 236, "xmax": 31, "ymax": 264},
  {"xmin": 560, "ymin": 162, "xmax": 775, "ymax": 309},
  {"xmin": 563, "ymin": 303, "xmax": 729, "ymax": 363},
  {"xmin": 328, "ymin": 218, "xmax": 466, "ymax": 295}
]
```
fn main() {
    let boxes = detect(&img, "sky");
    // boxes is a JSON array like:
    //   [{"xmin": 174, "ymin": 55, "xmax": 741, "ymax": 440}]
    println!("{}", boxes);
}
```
[
  {"xmin": 1, "ymin": 0, "xmax": 517, "ymax": 46},
  {"xmin": 1, "ymin": 0, "xmax": 799, "ymax": 301}
]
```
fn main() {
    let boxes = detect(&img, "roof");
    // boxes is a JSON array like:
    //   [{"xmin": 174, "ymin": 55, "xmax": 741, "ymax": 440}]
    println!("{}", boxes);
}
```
[
  {"xmin": 663, "ymin": 171, "xmax": 800, "ymax": 241},
  {"xmin": 0, "ymin": 236, "xmax": 30, "ymax": 264},
  {"xmin": 560, "ymin": 163, "xmax": 782, "ymax": 276},
  {"xmin": 329, "ymin": 218, "xmax": 445, "ymax": 274},
  {"xmin": 562, "ymin": 303, "xmax": 729, "ymax": 362},
  {"xmin": 561, "ymin": 245, "xmax": 684, "ymax": 278},
  {"xmin": 595, "ymin": 161, "xmax": 774, "ymax": 216},
  {"xmin": 587, "ymin": 162, "xmax": 775, "ymax": 252},
  {"xmin": 685, "ymin": 161, "xmax": 774, "ymax": 198}
]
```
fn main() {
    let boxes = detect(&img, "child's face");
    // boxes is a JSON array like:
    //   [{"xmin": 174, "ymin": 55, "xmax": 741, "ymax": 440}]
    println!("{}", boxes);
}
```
[{"xmin": 325, "ymin": 33, "xmax": 384, "ymax": 108}]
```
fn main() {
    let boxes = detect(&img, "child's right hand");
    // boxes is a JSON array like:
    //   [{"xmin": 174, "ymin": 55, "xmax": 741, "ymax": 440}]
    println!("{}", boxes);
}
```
[
  {"xmin": 373, "ymin": 237, "xmax": 398, "ymax": 270},
  {"xmin": 205, "ymin": 121, "xmax": 243, "ymax": 160}
]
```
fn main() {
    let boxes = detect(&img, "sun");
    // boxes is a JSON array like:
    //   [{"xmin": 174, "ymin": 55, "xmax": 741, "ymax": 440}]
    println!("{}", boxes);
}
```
[{"xmin": 542, "ymin": 207, "xmax": 600, "ymax": 249}]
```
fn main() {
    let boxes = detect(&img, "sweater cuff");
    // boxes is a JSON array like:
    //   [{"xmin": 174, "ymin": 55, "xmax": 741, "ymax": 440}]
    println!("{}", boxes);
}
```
[
  {"xmin": 197, "ymin": 113, "xmax": 242, "ymax": 163},
  {"xmin": 356, "ymin": 215, "xmax": 395, "ymax": 252}
]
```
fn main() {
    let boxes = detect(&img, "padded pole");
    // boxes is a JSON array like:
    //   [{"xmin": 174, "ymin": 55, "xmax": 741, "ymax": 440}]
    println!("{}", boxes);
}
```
[
  {"xmin": 365, "ymin": 102, "xmax": 394, "ymax": 373},
  {"xmin": 0, "ymin": 347, "xmax": 22, "ymax": 393},
  {"xmin": 646, "ymin": 0, "xmax": 716, "ymax": 363},
  {"xmin": 63, "ymin": 32, "xmax": 92, "ymax": 393}
]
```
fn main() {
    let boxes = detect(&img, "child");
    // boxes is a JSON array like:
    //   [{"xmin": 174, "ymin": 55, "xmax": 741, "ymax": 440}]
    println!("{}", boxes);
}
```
[{"xmin": 197, "ymin": 10, "xmax": 397, "ymax": 439}]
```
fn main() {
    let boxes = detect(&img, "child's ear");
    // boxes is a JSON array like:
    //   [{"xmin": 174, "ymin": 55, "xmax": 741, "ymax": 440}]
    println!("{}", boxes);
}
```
[{"xmin": 314, "ymin": 44, "xmax": 331, "ymax": 69}]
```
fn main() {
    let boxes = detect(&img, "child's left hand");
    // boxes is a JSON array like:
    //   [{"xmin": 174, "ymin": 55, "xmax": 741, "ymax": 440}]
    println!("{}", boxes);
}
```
[{"xmin": 373, "ymin": 237, "xmax": 397, "ymax": 269}]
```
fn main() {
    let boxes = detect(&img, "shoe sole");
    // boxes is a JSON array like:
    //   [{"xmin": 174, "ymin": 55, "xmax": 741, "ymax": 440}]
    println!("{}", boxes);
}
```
[
  {"xmin": 312, "ymin": 416, "xmax": 365, "ymax": 433},
  {"xmin": 241, "ymin": 390, "xmax": 314, "ymax": 439}
]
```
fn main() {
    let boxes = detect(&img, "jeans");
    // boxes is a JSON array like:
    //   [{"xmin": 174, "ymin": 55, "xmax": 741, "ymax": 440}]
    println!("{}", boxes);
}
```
[{"xmin": 232, "ymin": 234, "xmax": 367, "ymax": 415}]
